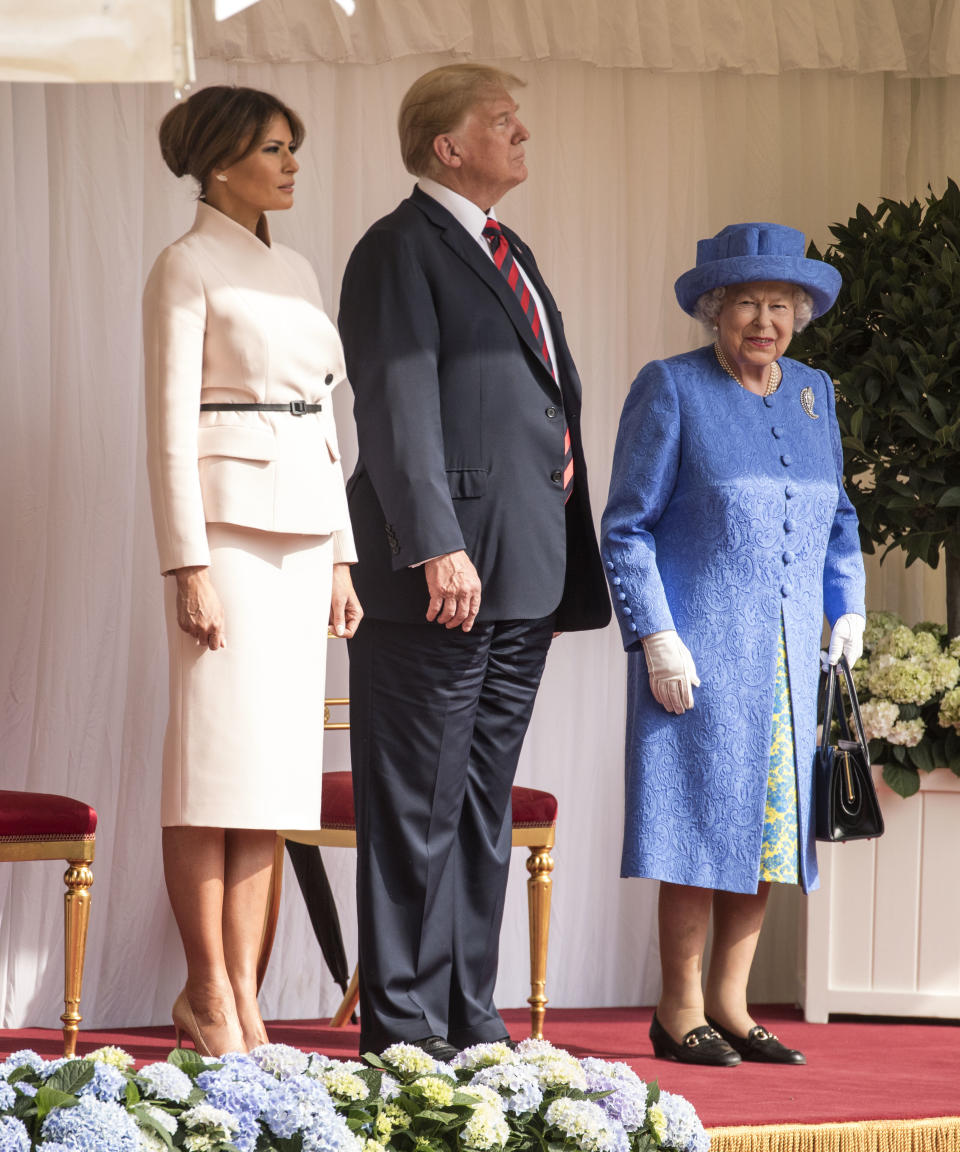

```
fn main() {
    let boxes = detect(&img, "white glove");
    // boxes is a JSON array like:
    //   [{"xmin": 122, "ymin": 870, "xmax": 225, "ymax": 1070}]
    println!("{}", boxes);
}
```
[
  {"xmin": 641, "ymin": 629, "xmax": 700, "ymax": 715},
  {"xmin": 828, "ymin": 613, "xmax": 865, "ymax": 668}
]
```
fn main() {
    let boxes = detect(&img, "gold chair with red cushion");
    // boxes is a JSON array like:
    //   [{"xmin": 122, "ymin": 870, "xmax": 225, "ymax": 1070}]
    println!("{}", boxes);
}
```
[
  {"xmin": 0, "ymin": 790, "xmax": 97, "ymax": 1056},
  {"xmin": 257, "ymin": 704, "xmax": 557, "ymax": 1038}
]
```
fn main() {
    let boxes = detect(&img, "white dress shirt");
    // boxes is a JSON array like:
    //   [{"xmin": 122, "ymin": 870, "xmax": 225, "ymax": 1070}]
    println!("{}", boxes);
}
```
[{"xmin": 417, "ymin": 177, "xmax": 559, "ymax": 377}]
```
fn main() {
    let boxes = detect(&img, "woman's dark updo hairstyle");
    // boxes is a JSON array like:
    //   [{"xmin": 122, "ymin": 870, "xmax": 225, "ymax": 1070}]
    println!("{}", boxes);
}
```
[{"xmin": 158, "ymin": 85, "xmax": 305, "ymax": 194}]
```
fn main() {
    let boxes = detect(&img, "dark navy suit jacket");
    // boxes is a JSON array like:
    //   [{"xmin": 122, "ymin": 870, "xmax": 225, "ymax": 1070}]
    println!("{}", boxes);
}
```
[{"xmin": 338, "ymin": 186, "xmax": 610, "ymax": 632}]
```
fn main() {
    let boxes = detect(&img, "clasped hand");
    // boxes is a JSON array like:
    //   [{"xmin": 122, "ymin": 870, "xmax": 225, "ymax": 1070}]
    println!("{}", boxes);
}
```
[{"xmin": 641, "ymin": 629, "xmax": 700, "ymax": 715}]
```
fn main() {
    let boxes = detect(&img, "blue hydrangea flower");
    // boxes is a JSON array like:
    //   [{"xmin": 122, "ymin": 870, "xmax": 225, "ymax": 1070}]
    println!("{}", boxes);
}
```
[
  {"xmin": 657, "ymin": 1091, "xmax": 710, "ymax": 1152},
  {"xmin": 262, "ymin": 1073, "xmax": 334, "ymax": 1140},
  {"xmin": 580, "ymin": 1059, "xmax": 648, "ymax": 1132},
  {"xmin": 78, "ymin": 1060, "xmax": 128, "ymax": 1102},
  {"xmin": 0, "ymin": 1080, "xmax": 15, "ymax": 1109},
  {"xmin": 0, "ymin": 1115, "xmax": 30, "ymax": 1152},
  {"xmin": 1, "ymin": 1050, "xmax": 45, "ymax": 1075},
  {"xmin": 544, "ymin": 1098, "xmax": 629, "ymax": 1152},
  {"xmin": 41, "ymin": 1095, "xmax": 140, "ymax": 1151},
  {"xmin": 196, "ymin": 1058, "xmax": 272, "ymax": 1152},
  {"xmin": 137, "ymin": 1062, "xmax": 193, "ymax": 1103},
  {"xmin": 469, "ymin": 1063, "xmax": 543, "ymax": 1114}
]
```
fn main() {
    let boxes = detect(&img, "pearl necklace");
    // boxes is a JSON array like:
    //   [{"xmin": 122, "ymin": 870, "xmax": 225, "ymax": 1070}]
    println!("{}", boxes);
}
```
[{"xmin": 714, "ymin": 341, "xmax": 781, "ymax": 397}]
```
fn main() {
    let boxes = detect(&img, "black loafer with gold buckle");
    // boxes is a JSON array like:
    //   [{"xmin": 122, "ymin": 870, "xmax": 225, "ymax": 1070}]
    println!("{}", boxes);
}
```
[
  {"xmin": 649, "ymin": 1014, "xmax": 741, "ymax": 1066},
  {"xmin": 706, "ymin": 1016, "xmax": 806, "ymax": 1065}
]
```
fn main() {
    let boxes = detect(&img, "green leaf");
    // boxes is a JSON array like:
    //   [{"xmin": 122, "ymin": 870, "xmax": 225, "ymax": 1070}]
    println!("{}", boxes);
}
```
[
  {"xmin": 44, "ymin": 1060, "xmax": 96, "ymax": 1095},
  {"xmin": 126, "ymin": 1080, "xmax": 140, "ymax": 1107},
  {"xmin": 167, "ymin": 1048, "xmax": 213, "ymax": 1077},
  {"xmin": 937, "ymin": 487, "xmax": 960, "ymax": 508},
  {"xmin": 34, "ymin": 1085, "xmax": 81, "ymax": 1121},
  {"xmin": 907, "ymin": 742, "xmax": 936, "ymax": 773},
  {"xmin": 882, "ymin": 762, "xmax": 920, "ymax": 797},
  {"xmin": 130, "ymin": 1102, "xmax": 175, "ymax": 1148}
]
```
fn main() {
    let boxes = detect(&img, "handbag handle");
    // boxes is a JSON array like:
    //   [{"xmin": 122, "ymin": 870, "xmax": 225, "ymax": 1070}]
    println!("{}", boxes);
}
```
[{"xmin": 818, "ymin": 654, "xmax": 870, "ymax": 765}]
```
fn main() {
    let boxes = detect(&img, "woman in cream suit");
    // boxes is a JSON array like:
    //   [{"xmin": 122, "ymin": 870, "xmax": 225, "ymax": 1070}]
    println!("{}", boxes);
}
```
[{"xmin": 143, "ymin": 85, "xmax": 361, "ymax": 1056}]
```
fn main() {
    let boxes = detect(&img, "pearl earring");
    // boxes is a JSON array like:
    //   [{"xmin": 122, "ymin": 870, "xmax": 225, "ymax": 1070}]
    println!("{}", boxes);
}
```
[{"xmin": 215, "ymin": 173, "xmax": 228, "ymax": 182}]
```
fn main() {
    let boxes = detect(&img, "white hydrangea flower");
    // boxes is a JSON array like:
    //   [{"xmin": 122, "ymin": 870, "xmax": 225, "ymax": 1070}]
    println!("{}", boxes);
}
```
[
  {"xmin": 923, "ymin": 654, "xmax": 960, "ymax": 694},
  {"xmin": 451, "ymin": 1042, "xmax": 519, "ymax": 1070},
  {"xmin": 460, "ymin": 1084, "xmax": 504, "ymax": 1112},
  {"xmin": 859, "ymin": 699, "xmax": 900, "ymax": 741},
  {"xmin": 887, "ymin": 718, "xmax": 926, "ymax": 747},
  {"xmin": 380, "ymin": 1043, "xmax": 441, "ymax": 1075},
  {"xmin": 462, "ymin": 1103, "xmax": 510, "ymax": 1150},
  {"xmin": 412, "ymin": 1075, "xmax": 455, "ymax": 1106},
  {"xmin": 939, "ymin": 686, "xmax": 960, "ymax": 730},
  {"xmin": 318, "ymin": 1067, "xmax": 369, "ymax": 1102},
  {"xmin": 87, "ymin": 1046, "xmax": 135, "ymax": 1070}
]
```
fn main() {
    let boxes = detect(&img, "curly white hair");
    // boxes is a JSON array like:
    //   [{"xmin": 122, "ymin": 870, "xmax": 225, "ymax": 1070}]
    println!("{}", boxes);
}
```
[{"xmin": 693, "ymin": 284, "xmax": 814, "ymax": 333}]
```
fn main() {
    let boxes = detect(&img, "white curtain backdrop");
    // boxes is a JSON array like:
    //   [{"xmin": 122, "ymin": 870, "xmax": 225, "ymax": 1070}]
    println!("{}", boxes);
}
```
[{"xmin": 0, "ymin": 5, "xmax": 954, "ymax": 1032}]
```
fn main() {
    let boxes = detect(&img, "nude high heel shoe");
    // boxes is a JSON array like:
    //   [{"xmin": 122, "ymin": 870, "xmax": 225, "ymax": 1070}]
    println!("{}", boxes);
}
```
[{"xmin": 172, "ymin": 989, "xmax": 213, "ymax": 1057}]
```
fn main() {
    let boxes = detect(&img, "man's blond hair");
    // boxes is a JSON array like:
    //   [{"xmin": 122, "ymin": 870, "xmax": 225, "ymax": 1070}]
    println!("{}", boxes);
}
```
[{"xmin": 398, "ymin": 63, "xmax": 526, "ymax": 178}]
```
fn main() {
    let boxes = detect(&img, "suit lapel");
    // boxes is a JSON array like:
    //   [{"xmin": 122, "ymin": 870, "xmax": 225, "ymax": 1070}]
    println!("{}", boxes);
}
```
[{"xmin": 411, "ymin": 188, "xmax": 559, "ymax": 389}]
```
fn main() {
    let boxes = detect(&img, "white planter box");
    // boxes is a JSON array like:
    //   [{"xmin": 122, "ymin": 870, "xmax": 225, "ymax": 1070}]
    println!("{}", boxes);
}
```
[{"xmin": 804, "ymin": 766, "xmax": 960, "ymax": 1022}]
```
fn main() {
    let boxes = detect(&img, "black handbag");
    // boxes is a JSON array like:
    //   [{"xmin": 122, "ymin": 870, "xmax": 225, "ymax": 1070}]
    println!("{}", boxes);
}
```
[{"xmin": 814, "ymin": 654, "xmax": 885, "ymax": 843}]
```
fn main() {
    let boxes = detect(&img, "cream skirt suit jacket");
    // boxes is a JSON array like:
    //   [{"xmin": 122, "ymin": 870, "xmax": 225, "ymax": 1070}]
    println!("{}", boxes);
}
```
[{"xmin": 144, "ymin": 201, "xmax": 356, "ymax": 828}]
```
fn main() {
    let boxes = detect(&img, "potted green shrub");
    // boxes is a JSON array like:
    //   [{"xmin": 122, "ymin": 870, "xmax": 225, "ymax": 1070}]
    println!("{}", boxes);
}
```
[{"xmin": 790, "ymin": 182, "xmax": 960, "ymax": 795}]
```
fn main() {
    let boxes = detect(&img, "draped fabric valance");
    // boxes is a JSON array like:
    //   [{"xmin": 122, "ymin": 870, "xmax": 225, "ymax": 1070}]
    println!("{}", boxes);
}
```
[{"xmin": 193, "ymin": 0, "xmax": 960, "ymax": 76}]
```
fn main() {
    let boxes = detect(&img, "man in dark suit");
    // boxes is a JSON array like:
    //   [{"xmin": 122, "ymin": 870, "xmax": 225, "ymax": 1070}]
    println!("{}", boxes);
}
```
[{"xmin": 338, "ymin": 63, "xmax": 610, "ymax": 1060}]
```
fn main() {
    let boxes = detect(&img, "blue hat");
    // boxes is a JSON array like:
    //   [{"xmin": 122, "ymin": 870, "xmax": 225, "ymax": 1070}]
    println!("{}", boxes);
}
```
[{"xmin": 674, "ymin": 222, "xmax": 841, "ymax": 319}]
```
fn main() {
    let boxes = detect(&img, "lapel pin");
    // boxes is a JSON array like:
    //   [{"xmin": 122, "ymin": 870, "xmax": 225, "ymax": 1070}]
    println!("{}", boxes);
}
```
[{"xmin": 800, "ymin": 386, "xmax": 819, "ymax": 420}]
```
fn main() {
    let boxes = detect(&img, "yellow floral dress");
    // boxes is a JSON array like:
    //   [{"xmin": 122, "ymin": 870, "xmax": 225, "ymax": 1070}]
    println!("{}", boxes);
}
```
[{"xmin": 759, "ymin": 618, "xmax": 800, "ymax": 884}]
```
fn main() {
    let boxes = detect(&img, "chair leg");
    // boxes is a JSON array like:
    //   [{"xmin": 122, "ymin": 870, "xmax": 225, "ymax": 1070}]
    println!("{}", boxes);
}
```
[
  {"xmin": 525, "ymin": 842, "xmax": 554, "ymax": 1040},
  {"xmin": 329, "ymin": 965, "xmax": 359, "ymax": 1028},
  {"xmin": 256, "ymin": 836, "xmax": 286, "ymax": 993},
  {"xmin": 61, "ymin": 858, "xmax": 93, "ymax": 1058}
]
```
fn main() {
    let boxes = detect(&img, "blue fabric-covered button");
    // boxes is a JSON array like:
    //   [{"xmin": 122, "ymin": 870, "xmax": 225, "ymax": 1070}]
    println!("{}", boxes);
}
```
[
  {"xmin": 628, "ymin": 622, "xmax": 638, "ymax": 632},
  {"xmin": 623, "ymin": 607, "xmax": 632, "ymax": 616},
  {"xmin": 784, "ymin": 518, "xmax": 795, "ymax": 532},
  {"xmin": 617, "ymin": 591, "xmax": 626, "ymax": 600},
  {"xmin": 785, "ymin": 484, "xmax": 796, "ymax": 498},
  {"xmin": 781, "ymin": 583, "xmax": 791, "ymax": 597},
  {"xmin": 763, "ymin": 396, "xmax": 774, "ymax": 408},
  {"xmin": 781, "ymin": 454, "xmax": 792, "ymax": 466},
  {"xmin": 612, "ymin": 576, "xmax": 621, "ymax": 585},
  {"xmin": 606, "ymin": 561, "xmax": 614, "ymax": 570},
  {"xmin": 782, "ymin": 550, "xmax": 795, "ymax": 564},
  {"xmin": 772, "ymin": 426, "xmax": 784, "ymax": 438}
]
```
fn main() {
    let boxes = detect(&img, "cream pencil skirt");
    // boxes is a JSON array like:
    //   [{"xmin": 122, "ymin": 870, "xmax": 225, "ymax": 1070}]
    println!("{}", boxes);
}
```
[{"xmin": 161, "ymin": 522, "xmax": 333, "ymax": 829}]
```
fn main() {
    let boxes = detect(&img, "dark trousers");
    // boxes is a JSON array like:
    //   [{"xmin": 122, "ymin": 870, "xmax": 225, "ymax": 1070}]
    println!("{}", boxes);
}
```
[{"xmin": 348, "ymin": 614, "xmax": 554, "ymax": 1053}]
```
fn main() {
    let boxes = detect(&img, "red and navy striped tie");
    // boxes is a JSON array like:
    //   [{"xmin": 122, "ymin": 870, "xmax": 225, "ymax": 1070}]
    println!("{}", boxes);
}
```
[{"xmin": 482, "ymin": 217, "xmax": 573, "ymax": 503}]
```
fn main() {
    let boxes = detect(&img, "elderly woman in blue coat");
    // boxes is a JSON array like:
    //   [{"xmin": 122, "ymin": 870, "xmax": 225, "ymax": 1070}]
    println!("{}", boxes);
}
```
[{"xmin": 602, "ymin": 223, "xmax": 866, "ymax": 1067}]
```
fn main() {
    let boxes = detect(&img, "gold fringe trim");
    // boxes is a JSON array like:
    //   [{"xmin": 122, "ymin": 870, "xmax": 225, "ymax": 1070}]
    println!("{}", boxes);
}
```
[{"xmin": 707, "ymin": 1117, "xmax": 960, "ymax": 1152}]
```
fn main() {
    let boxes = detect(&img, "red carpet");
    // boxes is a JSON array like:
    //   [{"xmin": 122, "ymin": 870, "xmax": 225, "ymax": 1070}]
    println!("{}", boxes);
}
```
[{"xmin": 3, "ymin": 1006, "xmax": 958, "ymax": 1131}]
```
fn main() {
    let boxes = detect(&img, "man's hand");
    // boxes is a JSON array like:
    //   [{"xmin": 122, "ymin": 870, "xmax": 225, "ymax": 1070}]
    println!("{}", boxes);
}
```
[
  {"xmin": 424, "ymin": 550, "xmax": 482, "ymax": 631},
  {"xmin": 330, "ymin": 563, "xmax": 364, "ymax": 638},
  {"xmin": 174, "ymin": 566, "xmax": 226, "ymax": 651}
]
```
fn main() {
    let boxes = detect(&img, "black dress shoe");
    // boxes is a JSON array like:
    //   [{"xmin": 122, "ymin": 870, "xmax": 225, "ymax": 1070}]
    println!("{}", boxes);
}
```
[
  {"xmin": 410, "ymin": 1036, "xmax": 460, "ymax": 1063},
  {"xmin": 649, "ymin": 1014, "xmax": 741, "ymax": 1066},
  {"xmin": 706, "ymin": 1016, "xmax": 806, "ymax": 1065}
]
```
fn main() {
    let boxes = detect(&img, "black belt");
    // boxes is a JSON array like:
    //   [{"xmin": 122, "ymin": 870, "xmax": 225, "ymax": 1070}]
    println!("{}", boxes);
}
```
[{"xmin": 200, "ymin": 401, "xmax": 322, "ymax": 416}]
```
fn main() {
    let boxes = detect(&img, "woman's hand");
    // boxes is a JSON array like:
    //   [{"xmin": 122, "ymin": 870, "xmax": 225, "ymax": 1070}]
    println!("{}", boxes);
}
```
[
  {"xmin": 828, "ymin": 613, "xmax": 865, "ymax": 668},
  {"xmin": 174, "ymin": 566, "xmax": 226, "ymax": 651},
  {"xmin": 640, "ymin": 629, "xmax": 700, "ymax": 714},
  {"xmin": 330, "ymin": 563, "xmax": 363, "ymax": 638}
]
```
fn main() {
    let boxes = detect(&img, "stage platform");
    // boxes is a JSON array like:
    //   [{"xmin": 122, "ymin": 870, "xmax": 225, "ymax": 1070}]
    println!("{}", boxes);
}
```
[{"xmin": 3, "ymin": 1005, "xmax": 958, "ymax": 1150}]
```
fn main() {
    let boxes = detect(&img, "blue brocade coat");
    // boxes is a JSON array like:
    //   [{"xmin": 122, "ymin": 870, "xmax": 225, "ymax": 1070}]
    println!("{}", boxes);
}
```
[{"xmin": 601, "ymin": 346, "xmax": 866, "ymax": 894}]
